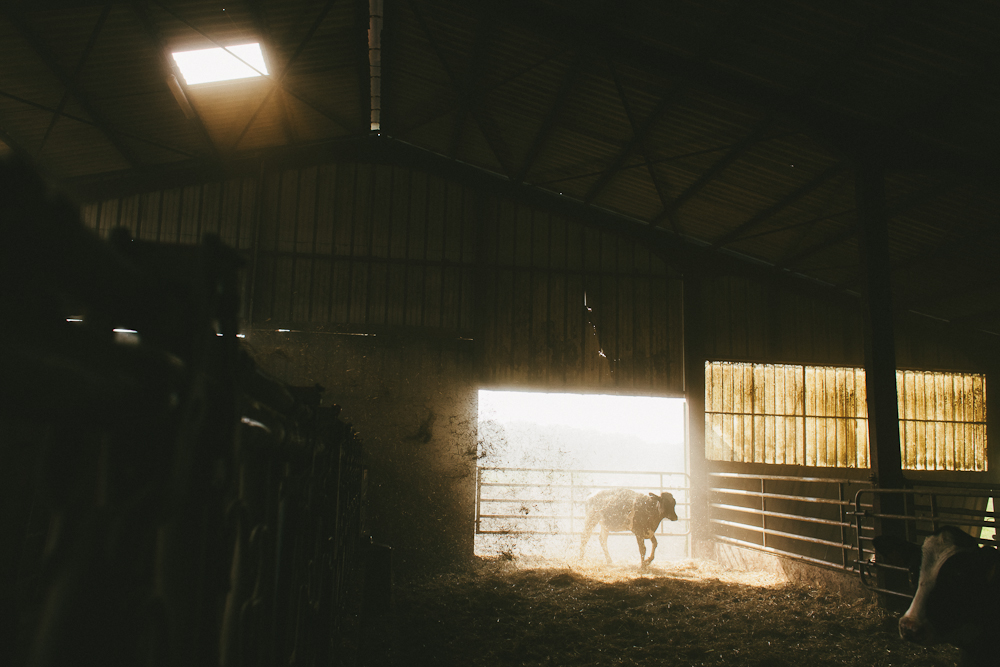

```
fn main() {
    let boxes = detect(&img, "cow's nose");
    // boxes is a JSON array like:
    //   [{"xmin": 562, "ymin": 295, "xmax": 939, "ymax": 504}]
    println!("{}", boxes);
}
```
[{"xmin": 899, "ymin": 616, "xmax": 928, "ymax": 644}]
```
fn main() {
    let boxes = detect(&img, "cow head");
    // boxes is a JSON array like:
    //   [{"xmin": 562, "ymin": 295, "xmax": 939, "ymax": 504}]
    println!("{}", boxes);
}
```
[
  {"xmin": 873, "ymin": 525, "xmax": 1000, "ymax": 649},
  {"xmin": 651, "ymin": 492, "xmax": 678, "ymax": 522}
]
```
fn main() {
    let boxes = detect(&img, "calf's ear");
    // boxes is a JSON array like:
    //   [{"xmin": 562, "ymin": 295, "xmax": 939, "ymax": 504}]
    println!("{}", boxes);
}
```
[{"xmin": 872, "ymin": 535, "xmax": 921, "ymax": 567}]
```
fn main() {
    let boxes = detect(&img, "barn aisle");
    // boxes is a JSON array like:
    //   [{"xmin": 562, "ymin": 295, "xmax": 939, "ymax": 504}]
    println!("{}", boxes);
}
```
[{"xmin": 384, "ymin": 559, "xmax": 959, "ymax": 667}]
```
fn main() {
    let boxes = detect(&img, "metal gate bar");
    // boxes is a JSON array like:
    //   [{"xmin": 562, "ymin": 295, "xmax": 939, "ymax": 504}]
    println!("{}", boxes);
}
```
[
  {"xmin": 853, "ymin": 487, "xmax": 1000, "ymax": 599},
  {"xmin": 476, "ymin": 467, "xmax": 691, "ymax": 553},
  {"xmin": 709, "ymin": 471, "xmax": 870, "ymax": 573}
]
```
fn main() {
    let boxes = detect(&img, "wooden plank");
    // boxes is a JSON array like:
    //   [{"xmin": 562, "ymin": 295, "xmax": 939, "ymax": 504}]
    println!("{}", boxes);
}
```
[
  {"xmin": 81, "ymin": 202, "xmax": 99, "ymax": 232},
  {"xmin": 495, "ymin": 267, "xmax": 515, "ymax": 383},
  {"xmin": 97, "ymin": 198, "xmax": 119, "ymax": 239},
  {"xmin": 424, "ymin": 174, "xmax": 445, "ymax": 264},
  {"xmin": 564, "ymin": 270, "xmax": 584, "ymax": 388},
  {"xmin": 314, "ymin": 164, "xmax": 336, "ymax": 256},
  {"xmin": 158, "ymin": 189, "xmax": 181, "ymax": 244},
  {"xmin": 332, "ymin": 163, "xmax": 357, "ymax": 257},
  {"xmin": 441, "ymin": 264, "xmax": 461, "ymax": 330},
  {"xmin": 350, "ymin": 259, "xmax": 370, "ymax": 324},
  {"xmin": 311, "ymin": 257, "xmax": 332, "ymax": 324},
  {"xmin": 291, "ymin": 257, "xmax": 312, "ymax": 322},
  {"xmin": 177, "ymin": 185, "xmax": 201, "ymax": 245},
  {"xmin": 272, "ymin": 256, "xmax": 294, "ymax": 322},
  {"xmin": 198, "ymin": 182, "xmax": 222, "ymax": 239},
  {"xmin": 217, "ymin": 180, "xmax": 242, "ymax": 249}
]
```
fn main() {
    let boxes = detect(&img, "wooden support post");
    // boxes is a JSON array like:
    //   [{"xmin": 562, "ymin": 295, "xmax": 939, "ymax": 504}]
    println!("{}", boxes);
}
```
[
  {"xmin": 683, "ymin": 275, "xmax": 710, "ymax": 556},
  {"xmin": 856, "ymin": 160, "xmax": 907, "ymax": 602},
  {"xmin": 856, "ymin": 162, "xmax": 904, "ymax": 491}
]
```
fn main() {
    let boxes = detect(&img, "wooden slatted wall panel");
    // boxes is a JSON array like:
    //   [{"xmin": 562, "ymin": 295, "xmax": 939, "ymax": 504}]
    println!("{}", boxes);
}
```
[
  {"xmin": 80, "ymin": 178, "xmax": 259, "ymax": 321},
  {"xmin": 251, "ymin": 164, "xmax": 478, "ymax": 331},
  {"xmin": 701, "ymin": 275, "xmax": 865, "ymax": 366},
  {"xmin": 79, "ymin": 163, "xmax": 683, "ymax": 393},
  {"xmin": 477, "ymin": 198, "xmax": 683, "ymax": 395}
]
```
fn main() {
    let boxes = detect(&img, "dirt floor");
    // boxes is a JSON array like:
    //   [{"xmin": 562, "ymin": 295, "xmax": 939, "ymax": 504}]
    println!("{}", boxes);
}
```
[{"xmin": 383, "ymin": 557, "xmax": 962, "ymax": 667}]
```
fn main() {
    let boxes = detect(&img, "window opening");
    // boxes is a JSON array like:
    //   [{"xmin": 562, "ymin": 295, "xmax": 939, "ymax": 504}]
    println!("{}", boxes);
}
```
[
  {"xmin": 476, "ymin": 390, "xmax": 688, "ymax": 562},
  {"xmin": 172, "ymin": 43, "xmax": 268, "ymax": 85},
  {"xmin": 705, "ymin": 361, "xmax": 987, "ymax": 471}
]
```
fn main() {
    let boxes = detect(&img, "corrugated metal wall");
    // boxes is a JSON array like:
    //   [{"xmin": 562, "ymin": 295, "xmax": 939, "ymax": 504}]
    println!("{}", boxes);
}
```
[
  {"xmin": 251, "ymin": 164, "xmax": 478, "ymax": 332},
  {"xmin": 79, "ymin": 162, "xmax": 684, "ymax": 394},
  {"xmin": 476, "ymin": 198, "xmax": 683, "ymax": 394},
  {"xmin": 700, "ymin": 273, "xmax": 987, "ymax": 373},
  {"xmin": 700, "ymin": 275, "xmax": 864, "ymax": 367},
  {"xmin": 80, "ymin": 177, "xmax": 260, "ymax": 321}
]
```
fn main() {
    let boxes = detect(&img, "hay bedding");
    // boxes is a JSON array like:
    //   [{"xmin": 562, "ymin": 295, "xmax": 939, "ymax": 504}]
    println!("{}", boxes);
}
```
[{"xmin": 391, "ymin": 558, "xmax": 962, "ymax": 667}]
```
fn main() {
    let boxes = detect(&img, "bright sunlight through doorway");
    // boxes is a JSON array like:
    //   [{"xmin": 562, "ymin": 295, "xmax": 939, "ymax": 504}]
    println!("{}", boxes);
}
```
[{"xmin": 475, "ymin": 390, "xmax": 689, "ymax": 563}]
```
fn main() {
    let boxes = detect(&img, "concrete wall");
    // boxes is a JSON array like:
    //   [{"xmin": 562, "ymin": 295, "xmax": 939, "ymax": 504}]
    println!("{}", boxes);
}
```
[{"xmin": 247, "ymin": 329, "xmax": 478, "ymax": 577}]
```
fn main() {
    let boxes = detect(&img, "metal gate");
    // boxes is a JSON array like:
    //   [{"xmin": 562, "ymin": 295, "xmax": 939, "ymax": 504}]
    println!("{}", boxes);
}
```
[
  {"xmin": 853, "ymin": 486, "xmax": 1000, "ymax": 599},
  {"xmin": 475, "ymin": 467, "xmax": 690, "ymax": 558}
]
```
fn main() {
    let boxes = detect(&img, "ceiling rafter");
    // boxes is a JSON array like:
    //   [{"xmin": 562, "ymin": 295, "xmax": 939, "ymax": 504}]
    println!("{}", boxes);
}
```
[
  {"xmin": 582, "ymin": 1, "xmax": 759, "ymax": 213},
  {"xmin": 487, "ymin": 0, "xmax": 998, "ymax": 180},
  {"xmin": 513, "ymin": 50, "xmax": 585, "ymax": 185},
  {"xmin": 147, "ymin": 0, "xmax": 352, "ymax": 151},
  {"xmin": 652, "ymin": 118, "xmax": 773, "ymax": 230},
  {"xmin": 132, "ymin": 1, "xmax": 220, "ymax": 161},
  {"xmin": 835, "ymin": 191, "xmax": 995, "ymax": 293},
  {"xmin": 775, "ymin": 179, "xmax": 964, "ymax": 272},
  {"xmin": 39, "ymin": 2, "xmax": 111, "ymax": 153},
  {"xmin": 448, "ymin": 7, "xmax": 496, "ymax": 159},
  {"xmin": 407, "ymin": 0, "xmax": 514, "ymax": 178},
  {"xmin": 606, "ymin": 59, "xmax": 673, "ymax": 226},
  {"xmin": 227, "ymin": 0, "xmax": 339, "ymax": 151},
  {"xmin": 711, "ymin": 161, "xmax": 848, "ymax": 249},
  {"xmin": 583, "ymin": 69, "xmax": 678, "ymax": 207},
  {"xmin": 0, "ymin": 86, "xmax": 195, "ymax": 158},
  {"xmin": 6, "ymin": 8, "xmax": 140, "ymax": 167},
  {"xmin": 393, "ymin": 48, "xmax": 564, "ymax": 139},
  {"xmin": 244, "ymin": 0, "xmax": 298, "ymax": 144}
]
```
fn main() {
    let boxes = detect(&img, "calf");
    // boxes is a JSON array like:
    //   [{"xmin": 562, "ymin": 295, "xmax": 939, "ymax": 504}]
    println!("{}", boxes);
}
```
[
  {"xmin": 579, "ymin": 488, "xmax": 678, "ymax": 567},
  {"xmin": 873, "ymin": 525, "xmax": 1000, "ymax": 667}
]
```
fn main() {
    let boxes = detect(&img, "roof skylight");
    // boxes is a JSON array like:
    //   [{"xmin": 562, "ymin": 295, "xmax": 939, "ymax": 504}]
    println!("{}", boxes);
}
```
[{"xmin": 172, "ymin": 43, "xmax": 268, "ymax": 85}]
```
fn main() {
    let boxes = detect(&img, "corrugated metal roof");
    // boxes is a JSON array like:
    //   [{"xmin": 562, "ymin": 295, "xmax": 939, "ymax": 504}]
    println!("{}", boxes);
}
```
[{"xmin": 2, "ymin": 0, "xmax": 999, "ymax": 331}]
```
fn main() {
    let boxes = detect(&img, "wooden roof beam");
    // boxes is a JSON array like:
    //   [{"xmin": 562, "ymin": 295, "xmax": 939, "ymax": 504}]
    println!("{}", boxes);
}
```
[
  {"xmin": 7, "ymin": 8, "xmax": 140, "ymax": 167},
  {"xmin": 38, "ymin": 2, "xmax": 111, "ymax": 153},
  {"xmin": 513, "ymin": 51, "xmax": 585, "ymax": 185},
  {"xmin": 488, "ymin": 0, "xmax": 999, "ymax": 180},
  {"xmin": 652, "ymin": 119, "xmax": 772, "ymax": 230},
  {"xmin": 448, "ymin": 8, "xmax": 497, "ymax": 159},
  {"xmin": 606, "ymin": 59, "xmax": 674, "ymax": 228},
  {"xmin": 711, "ymin": 161, "xmax": 847, "ymax": 249},
  {"xmin": 408, "ymin": 0, "xmax": 514, "ymax": 178},
  {"xmin": 244, "ymin": 0, "xmax": 298, "ymax": 144},
  {"xmin": 132, "ymin": 1, "xmax": 220, "ymax": 162}
]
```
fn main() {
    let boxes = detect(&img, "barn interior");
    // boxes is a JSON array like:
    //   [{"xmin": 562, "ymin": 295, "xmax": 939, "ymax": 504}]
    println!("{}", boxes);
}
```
[{"xmin": 2, "ymin": 0, "xmax": 998, "ymax": 665}]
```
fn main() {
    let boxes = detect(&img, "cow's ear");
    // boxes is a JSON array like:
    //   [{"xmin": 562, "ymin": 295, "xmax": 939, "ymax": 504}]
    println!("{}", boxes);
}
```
[
  {"xmin": 873, "ymin": 535, "xmax": 921, "ymax": 567},
  {"xmin": 649, "ymin": 493, "xmax": 657, "ymax": 499}
]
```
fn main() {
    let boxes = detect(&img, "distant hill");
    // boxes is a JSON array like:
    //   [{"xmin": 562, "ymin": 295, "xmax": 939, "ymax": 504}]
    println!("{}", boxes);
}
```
[{"xmin": 479, "ymin": 419, "xmax": 685, "ymax": 473}]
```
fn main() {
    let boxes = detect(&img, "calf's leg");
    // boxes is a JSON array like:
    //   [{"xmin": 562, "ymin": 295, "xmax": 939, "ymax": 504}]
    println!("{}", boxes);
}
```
[
  {"xmin": 634, "ymin": 534, "xmax": 647, "ymax": 566},
  {"xmin": 579, "ymin": 512, "xmax": 600, "ymax": 559},
  {"xmin": 644, "ymin": 535, "xmax": 658, "ymax": 566},
  {"xmin": 599, "ymin": 525, "xmax": 613, "ymax": 564}
]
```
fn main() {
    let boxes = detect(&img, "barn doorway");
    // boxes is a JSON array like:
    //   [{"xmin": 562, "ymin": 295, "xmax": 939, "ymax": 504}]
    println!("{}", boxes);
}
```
[{"xmin": 475, "ymin": 390, "xmax": 689, "ymax": 563}]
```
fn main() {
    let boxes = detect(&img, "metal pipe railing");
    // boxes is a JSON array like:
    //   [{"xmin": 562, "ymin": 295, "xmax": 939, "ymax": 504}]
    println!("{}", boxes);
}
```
[
  {"xmin": 708, "ymin": 471, "xmax": 870, "ymax": 574},
  {"xmin": 853, "ymin": 487, "xmax": 1000, "ymax": 599},
  {"xmin": 475, "ymin": 467, "xmax": 692, "ymax": 550}
]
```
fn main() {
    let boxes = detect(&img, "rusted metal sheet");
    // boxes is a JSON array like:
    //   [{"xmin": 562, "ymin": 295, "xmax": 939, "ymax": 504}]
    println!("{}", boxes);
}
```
[
  {"xmin": 82, "ymin": 160, "xmax": 682, "ymax": 392},
  {"xmin": 707, "ymin": 361, "xmax": 986, "ymax": 472},
  {"xmin": 898, "ymin": 370, "xmax": 987, "ymax": 472}
]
